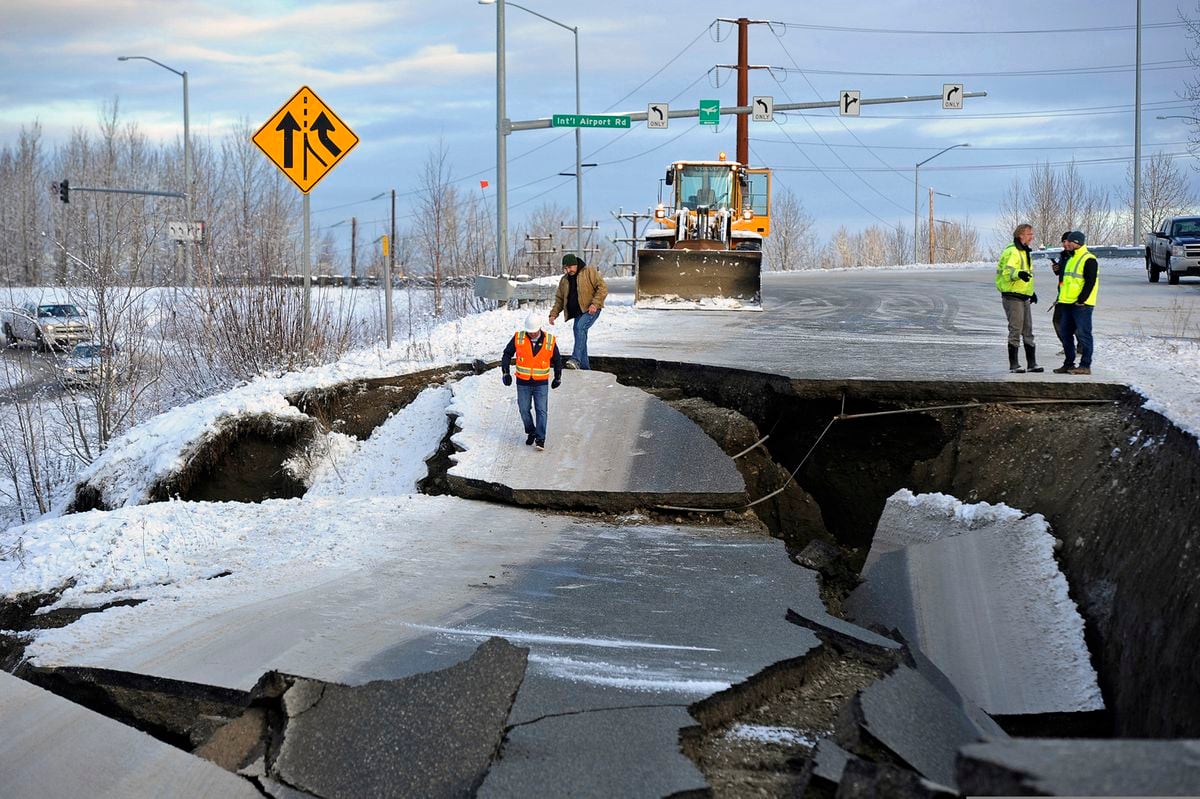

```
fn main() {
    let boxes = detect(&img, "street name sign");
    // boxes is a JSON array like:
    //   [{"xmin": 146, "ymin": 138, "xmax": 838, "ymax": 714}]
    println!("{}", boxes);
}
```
[
  {"xmin": 942, "ymin": 83, "xmax": 964, "ymax": 110},
  {"xmin": 253, "ymin": 86, "xmax": 359, "ymax": 193},
  {"xmin": 647, "ymin": 103, "xmax": 669, "ymax": 129},
  {"xmin": 552, "ymin": 114, "xmax": 631, "ymax": 129},
  {"xmin": 699, "ymin": 99, "xmax": 720, "ymax": 126}
]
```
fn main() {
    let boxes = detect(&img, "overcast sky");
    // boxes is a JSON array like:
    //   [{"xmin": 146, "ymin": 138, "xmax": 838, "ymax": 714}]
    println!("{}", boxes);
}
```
[{"xmin": 2, "ymin": 0, "xmax": 1196, "ymax": 259}]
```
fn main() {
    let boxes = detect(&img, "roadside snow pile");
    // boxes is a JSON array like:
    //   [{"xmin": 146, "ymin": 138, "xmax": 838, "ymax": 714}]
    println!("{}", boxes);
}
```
[
  {"xmin": 306, "ymin": 386, "xmax": 452, "ymax": 497},
  {"xmin": 1106, "ymin": 334, "xmax": 1200, "ymax": 443},
  {"xmin": 1, "ymin": 495, "xmax": 443, "ymax": 603},
  {"xmin": 66, "ymin": 392, "xmax": 309, "ymax": 512}
]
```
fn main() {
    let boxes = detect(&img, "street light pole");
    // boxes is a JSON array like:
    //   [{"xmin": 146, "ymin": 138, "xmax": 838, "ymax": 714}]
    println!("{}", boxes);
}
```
[
  {"xmin": 480, "ymin": 0, "xmax": 583, "ymax": 263},
  {"xmin": 1134, "ymin": 0, "xmax": 1143, "ymax": 244},
  {"xmin": 913, "ymin": 143, "xmax": 969, "ymax": 265},
  {"xmin": 118, "ymin": 55, "xmax": 191, "ymax": 284}
]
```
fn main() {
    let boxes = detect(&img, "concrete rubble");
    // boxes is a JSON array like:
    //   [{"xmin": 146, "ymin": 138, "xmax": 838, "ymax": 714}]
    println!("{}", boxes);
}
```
[
  {"xmin": 445, "ymin": 368, "xmax": 747, "ymax": 511},
  {"xmin": 957, "ymin": 738, "xmax": 1200, "ymax": 797},
  {"xmin": 845, "ymin": 489, "xmax": 1104, "ymax": 717},
  {"xmin": 837, "ymin": 664, "xmax": 999, "ymax": 793},
  {"xmin": 197, "ymin": 637, "xmax": 528, "ymax": 799}
]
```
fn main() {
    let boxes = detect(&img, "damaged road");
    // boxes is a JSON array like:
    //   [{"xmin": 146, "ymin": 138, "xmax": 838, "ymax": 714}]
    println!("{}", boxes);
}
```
[{"xmin": 4, "ymin": 350, "xmax": 1200, "ymax": 796}]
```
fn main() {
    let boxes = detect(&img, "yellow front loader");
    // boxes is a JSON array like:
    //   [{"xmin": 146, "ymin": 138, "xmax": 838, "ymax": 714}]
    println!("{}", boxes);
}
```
[{"xmin": 636, "ymin": 154, "xmax": 771, "ymax": 310}]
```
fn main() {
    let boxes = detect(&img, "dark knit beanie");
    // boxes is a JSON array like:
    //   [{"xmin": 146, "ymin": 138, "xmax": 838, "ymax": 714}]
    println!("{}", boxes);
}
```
[{"xmin": 1065, "ymin": 231, "xmax": 1086, "ymax": 245}]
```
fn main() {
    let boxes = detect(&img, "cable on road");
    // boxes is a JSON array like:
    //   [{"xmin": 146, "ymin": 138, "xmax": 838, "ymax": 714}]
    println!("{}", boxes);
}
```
[{"xmin": 654, "ymin": 398, "xmax": 1119, "ymax": 515}]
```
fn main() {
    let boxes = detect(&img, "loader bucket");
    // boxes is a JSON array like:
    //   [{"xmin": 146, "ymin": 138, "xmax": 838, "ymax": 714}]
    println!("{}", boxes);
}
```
[{"xmin": 635, "ymin": 248, "xmax": 762, "ymax": 310}]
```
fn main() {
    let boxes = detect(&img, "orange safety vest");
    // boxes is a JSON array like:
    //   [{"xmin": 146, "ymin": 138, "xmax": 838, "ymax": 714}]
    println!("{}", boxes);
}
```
[{"xmin": 513, "ymin": 331, "xmax": 556, "ymax": 381}]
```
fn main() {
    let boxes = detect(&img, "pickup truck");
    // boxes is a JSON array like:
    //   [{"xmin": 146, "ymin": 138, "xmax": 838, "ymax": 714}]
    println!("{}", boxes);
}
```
[
  {"xmin": 2, "ymin": 303, "xmax": 94, "ymax": 351},
  {"xmin": 1145, "ymin": 215, "xmax": 1200, "ymax": 284}
]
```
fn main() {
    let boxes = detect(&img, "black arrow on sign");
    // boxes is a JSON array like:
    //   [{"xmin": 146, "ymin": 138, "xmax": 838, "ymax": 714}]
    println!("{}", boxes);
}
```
[
  {"xmin": 652, "ymin": 106, "xmax": 664, "ymax": 121},
  {"xmin": 842, "ymin": 93, "xmax": 859, "ymax": 113},
  {"xmin": 755, "ymin": 98, "xmax": 768, "ymax": 114},
  {"xmin": 947, "ymin": 86, "xmax": 961, "ymax": 100},
  {"xmin": 275, "ymin": 112, "xmax": 301, "ymax": 168},
  {"xmin": 312, "ymin": 112, "xmax": 341, "ymax": 157}
]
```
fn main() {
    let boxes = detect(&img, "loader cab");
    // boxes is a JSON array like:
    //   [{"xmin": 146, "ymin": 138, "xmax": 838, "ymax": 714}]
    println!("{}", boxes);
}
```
[{"xmin": 675, "ymin": 164, "xmax": 735, "ymax": 211}]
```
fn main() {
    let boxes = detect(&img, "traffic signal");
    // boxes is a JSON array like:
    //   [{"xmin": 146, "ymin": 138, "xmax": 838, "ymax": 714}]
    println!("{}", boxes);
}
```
[{"xmin": 58, "ymin": 179, "xmax": 69, "ymax": 204}]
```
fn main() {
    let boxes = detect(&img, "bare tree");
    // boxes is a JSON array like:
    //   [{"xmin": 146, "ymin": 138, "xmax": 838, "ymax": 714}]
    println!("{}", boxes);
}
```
[
  {"xmin": 1124, "ymin": 151, "xmax": 1197, "ymax": 237},
  {"xmin": 764, "ymin": 187, "xmax": 815, "ymax": 271}
]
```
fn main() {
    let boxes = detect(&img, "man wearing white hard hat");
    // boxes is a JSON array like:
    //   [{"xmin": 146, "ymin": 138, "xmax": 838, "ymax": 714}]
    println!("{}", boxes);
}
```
[{"xmin": 500, "ymin": 313, "xmax": 563, "ymax": 450}]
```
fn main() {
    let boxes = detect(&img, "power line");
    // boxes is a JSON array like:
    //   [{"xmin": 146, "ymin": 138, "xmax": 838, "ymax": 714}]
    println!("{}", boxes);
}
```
[
  {"xmin": 765, "ymin": 59, "xmax": 1189, "ymax": 79},
  {"xmin": 766, "ymin": 120, "xmax": 895, "ymax": 226},
  {"xmin": 749, "ymin": 137, "xmax": 1192, "ymax": 152},
  {"xmin": 764, "ymin": 67, "xmax": 911, "ymax": 216},
  {"xmin": 767, "ymin": 19, "xmax": 1185, "ymax": 35},
  {"xmin": 769, "ymin": 29, "xmax": 916, "ymax": 199},
  {"xmin": 600, "ymin": 23, "xmax": 716, "ymax": 112},
  {"xmin": 769, "ymin": 151, "xmax": 1195, "ymax": 173}
]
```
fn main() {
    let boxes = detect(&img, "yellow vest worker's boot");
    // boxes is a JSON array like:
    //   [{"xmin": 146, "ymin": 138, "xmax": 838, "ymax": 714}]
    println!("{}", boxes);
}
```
[
  {"xmin": 1008, "ymin": 345, "xmax": 1025, "ymax": 373},
  {"xmin": 1024, "ymin": 344, "xmax": 1044, "ymax": 373}
]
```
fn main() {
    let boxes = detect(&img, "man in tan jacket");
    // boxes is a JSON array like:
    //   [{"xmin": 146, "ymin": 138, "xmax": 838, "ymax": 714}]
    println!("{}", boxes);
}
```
[{"xmin": 549, "ymin": 253, "xmax": 608, "ymax": 370}]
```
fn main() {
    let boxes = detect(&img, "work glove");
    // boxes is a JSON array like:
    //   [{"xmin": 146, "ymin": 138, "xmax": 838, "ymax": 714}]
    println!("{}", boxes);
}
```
[
  {"xmin": 502, "ymin": 373, "xmax": 512, "ymax": 387},
  {"xmin": 1030, "ymin": 292, "xmax": 1038, "ymax": 304},
  {"xmin": 551, "ymin": 378, "xmax": 561, "ymax": 389},
  {"xmin": 1017, "ymin": 270, "xmax": 1031, "ymax": 281}
]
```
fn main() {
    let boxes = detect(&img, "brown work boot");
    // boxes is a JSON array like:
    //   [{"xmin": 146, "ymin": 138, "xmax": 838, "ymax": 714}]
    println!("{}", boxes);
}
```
[
  {"xmin": 1052, "ymin": 364, "xmax": 1075, "ymax": 374},
  {"xmin": 1067, "ymin": 366, "xmax": 1091, "ymax": 375}
]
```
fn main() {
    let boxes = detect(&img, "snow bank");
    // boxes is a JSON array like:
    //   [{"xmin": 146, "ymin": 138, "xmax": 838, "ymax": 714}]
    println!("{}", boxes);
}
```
[{"xmin": 306, "ymin": 385, "xmax": 452, "ymax": 497}]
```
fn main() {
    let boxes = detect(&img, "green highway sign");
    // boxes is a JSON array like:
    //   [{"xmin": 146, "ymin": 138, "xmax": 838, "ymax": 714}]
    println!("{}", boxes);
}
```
[
  {"xmin": 699, "ymin": 99, "xmax": 720, "ymax": 125},
  {"xmin": 552, "ymin": 114, "xmax": 631, "ymax": 129}
]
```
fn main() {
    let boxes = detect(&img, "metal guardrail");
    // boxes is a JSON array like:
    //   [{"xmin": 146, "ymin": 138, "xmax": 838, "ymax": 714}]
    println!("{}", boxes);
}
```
[
  {"xmin": 1032, "ymin": 246, "xmax": 1145, "ymax": 260},
  {"xmin": 474, "ymin": 275, "xmax": 556, "ymax": 302}
]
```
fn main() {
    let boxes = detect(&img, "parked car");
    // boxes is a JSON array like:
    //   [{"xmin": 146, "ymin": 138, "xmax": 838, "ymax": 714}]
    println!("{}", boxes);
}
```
[
  {"xmin": 56, "ymin": 342, "xmax": 120, "ymax": 388},
  {"xmin": 2, "ymin": 303, "xmax": 93, "ymax": 350},
  {"xmin": 1145, "ymin": 216, "xmax": 1200, "ymax": 284}
]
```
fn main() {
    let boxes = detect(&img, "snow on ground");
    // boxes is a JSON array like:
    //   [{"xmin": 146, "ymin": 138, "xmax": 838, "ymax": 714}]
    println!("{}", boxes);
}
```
[
  {"xmin": 305, "ymin": 385, "xmax": 452, "ymax": 497},
  {"xmin": 724, "ymin": 724, "xmax": 818, "ymax": 747},
  {"xmin": 1, "ymin": 494, "xmax": 444, "ymax": 605},
  {"xmin": 2, "ymin": 258, "xmax": 1199, "ymax": 616}
]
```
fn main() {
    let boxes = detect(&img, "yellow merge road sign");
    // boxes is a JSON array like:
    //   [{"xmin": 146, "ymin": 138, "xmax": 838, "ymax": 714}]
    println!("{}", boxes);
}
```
[{"xmin": 253, "ymin": 86, "xmax": 359, "ymax": 193}]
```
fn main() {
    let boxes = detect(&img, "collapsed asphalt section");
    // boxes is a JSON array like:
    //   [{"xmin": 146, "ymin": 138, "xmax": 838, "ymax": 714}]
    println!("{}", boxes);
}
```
[
  {"xmin": 845, "ymin": 489, "xmax": 1104, "ymax": 718},
  {"xmin": 443, "ymin": 368, "xmax": 747, "ymax": 512},
  {"xmin": 198, "ymin": 637, "xmax": 528, "ymax": 798},
  {"xmin": 0, "ymin": 670, "xmax": 261, "ymax": 799},
  {"xmin": 7, "ymin": 638, "xmax": 528, "ymax": 799}
]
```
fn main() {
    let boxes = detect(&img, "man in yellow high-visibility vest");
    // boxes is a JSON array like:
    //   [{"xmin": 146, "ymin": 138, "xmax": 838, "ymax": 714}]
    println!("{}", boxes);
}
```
[
  {"xmin": 1052, "ymin": 231, "xmax": 1099, "ymax": 375},
  {"xmin": 995, "ymin": 223, "xmax": 1043, "ymax": 373}
]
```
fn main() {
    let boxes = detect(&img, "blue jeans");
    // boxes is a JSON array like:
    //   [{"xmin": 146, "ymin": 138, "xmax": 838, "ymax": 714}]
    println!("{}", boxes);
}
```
[
  {"xmin": 516, "ymin": 381, "xmax": 548, "ymax": 441},
  {"xmin": 1057, "ymin": 304, "xmax": 1094, "ymax": 368},
  {"xmin": 571, "ymin": 309, "xmax": 601, "ymax": 369}
]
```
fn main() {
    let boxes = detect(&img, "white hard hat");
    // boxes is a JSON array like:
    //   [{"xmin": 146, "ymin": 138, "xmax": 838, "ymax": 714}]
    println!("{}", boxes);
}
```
[{"xmin": 523, "ymin": 313, "xmax": 542, "ymax": 333}]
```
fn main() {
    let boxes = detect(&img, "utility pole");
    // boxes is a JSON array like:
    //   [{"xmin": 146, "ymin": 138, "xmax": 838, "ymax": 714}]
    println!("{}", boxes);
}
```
[
  {"xmin": 386, "ymin": 190, "xmax": 395, "ymax": 347},
  {"xmin": 561, "ymin": 220, "xmax": 599, "ymax": 262},
  {"xmin": 524, "ymin": 234, "xmax": 554, "ymax": 275},
  {"xmin": 716, "ymin": 17, "xmax": 772, "ymax": 165},
  {"xmin": 928, "ymin": 187, "xmax": 935, "ymax": 265},
  {"xmin": 1133, "ymin": 0, "xmax": 1143, "ymax": 243},
  {"xmin": 612, "ymin": 208, "xmax": 655, "ymax": 276},
  {"xmin": 350, "ymin": 216, "xmax": 358, "ymax": 284}
]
